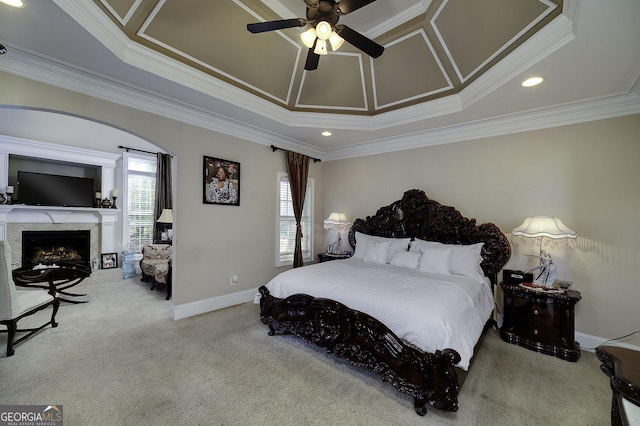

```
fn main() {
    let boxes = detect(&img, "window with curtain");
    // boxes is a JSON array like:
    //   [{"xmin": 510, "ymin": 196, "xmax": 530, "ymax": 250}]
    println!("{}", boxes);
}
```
[
  {"xmin": 276, "ymin": 171, "xmax": 314, "ymax": 266},
  {"xmin": 123, "ymin": 153, "xmax": 157, "ymax": 253}
]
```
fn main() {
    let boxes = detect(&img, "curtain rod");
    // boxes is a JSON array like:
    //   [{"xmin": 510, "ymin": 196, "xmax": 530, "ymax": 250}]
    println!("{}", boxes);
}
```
[
  {"xmin": 271, "ymin": 145, "xmax": 321, "ymax": 163},
  {"xmin": 119, "ymin": 145, "xmax": 173, "ymax": 156}
]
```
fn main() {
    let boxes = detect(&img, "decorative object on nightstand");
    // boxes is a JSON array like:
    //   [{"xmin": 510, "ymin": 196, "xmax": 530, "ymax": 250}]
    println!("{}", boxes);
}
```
[
  {"xmin": 500, "ymin": 280, "xmax": 581, "ymax": 361},
  {"xmin": 512, "ymin": 216, "xmax": 577, "ymax": 288},
  {"xmin": 157, "ymin": 208, "xmax": 173, "ymax": 242},
  {"xmin": 323, "ymin": 212, "xmax": 351, "ymax": 254}
]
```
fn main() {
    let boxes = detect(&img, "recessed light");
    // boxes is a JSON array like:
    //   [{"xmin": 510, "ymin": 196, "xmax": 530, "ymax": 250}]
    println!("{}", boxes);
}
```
[
  {"xmin": 321, "ymin": 131, "xmax": 332, "ymax": 137},
  {"xmin": 522, "ymin": 77, "xmax": 544, "ymax": 87},
  {"xmin": 0, "ymin": 0, "xmax": 24, "ymax": 8}
]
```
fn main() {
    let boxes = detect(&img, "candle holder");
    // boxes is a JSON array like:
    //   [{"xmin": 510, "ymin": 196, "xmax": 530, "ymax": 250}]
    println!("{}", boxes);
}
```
[{"xmin": 111, "ymin": 196, "xmax": 117, "ymax": 209}]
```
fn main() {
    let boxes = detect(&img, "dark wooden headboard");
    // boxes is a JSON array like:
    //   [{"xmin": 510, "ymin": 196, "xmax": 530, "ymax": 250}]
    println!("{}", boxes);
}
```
[{"xmin": 347, "ymin": 189, "xmax": 511, "ymax": 283}]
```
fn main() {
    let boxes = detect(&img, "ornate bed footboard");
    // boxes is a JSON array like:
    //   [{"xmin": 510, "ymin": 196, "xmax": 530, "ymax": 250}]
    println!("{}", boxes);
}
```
[
  {"xmin": 259, "ymin": 286, "xmax": 461, "ymax": 416},
  {"xmin": 259, "ymin": 189, "xmax": 510, "ymax": 415}
]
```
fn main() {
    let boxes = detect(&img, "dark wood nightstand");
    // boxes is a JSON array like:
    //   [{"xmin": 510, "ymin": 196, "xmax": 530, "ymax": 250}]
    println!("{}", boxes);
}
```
[
  {"xmin": 500, "ymin": 282, "xmax": 581, "ymax": 361},
  {"xmin": 318, "ymin": 253, "xmax": 351, "ymax": 262}
]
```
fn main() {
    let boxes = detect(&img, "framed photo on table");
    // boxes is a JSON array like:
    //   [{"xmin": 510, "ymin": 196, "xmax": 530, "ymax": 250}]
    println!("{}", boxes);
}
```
[
  {"xmin": 101, "ymin": 253, "xmax": 118, "ymax": 269},
  {"xmin": 203, "ymin": 156, "xmax": 240, "ymax": 206}
]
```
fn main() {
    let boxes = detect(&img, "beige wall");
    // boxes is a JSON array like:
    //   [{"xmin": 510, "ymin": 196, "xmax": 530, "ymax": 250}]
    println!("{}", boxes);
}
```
[
  {"xmin": 323, "ymin": 114, "xmax": 640, "ymax": 340},
  {"xmin": 0, "ymin": 71, "xmax": 325, "ymax": 309}
]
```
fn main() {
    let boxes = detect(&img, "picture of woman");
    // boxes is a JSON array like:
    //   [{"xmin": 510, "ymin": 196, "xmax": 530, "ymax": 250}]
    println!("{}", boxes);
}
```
[{"xmin": 203, "ymin": 157, "xmax": 240, "ymax": 205}]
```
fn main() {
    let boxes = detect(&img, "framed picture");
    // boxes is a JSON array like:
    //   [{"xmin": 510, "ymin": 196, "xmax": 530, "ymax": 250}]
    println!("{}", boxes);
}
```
[
  {"xmin": 101, "ymin": 253, "xmax": 118, "ymax": 269},
  {"xmin": 203, "ymin": 156, "xmax": 240, "ymax": 206}
]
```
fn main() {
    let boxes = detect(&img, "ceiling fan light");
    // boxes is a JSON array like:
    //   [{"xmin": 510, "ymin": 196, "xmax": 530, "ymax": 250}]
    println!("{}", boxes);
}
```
[
  {"xmin": 301, "ymin": 28, "xmax": 316, "ymax": 48},
  {"xmin": 315, "ymin": 21, "xmax": 332, "ymax": 40},
  {"xmin": 314, "ymin": 39, "xmax": 328, "ymax": 55},
  {"xmin": 328, "ymin": 31, "xmax": 344, "ymax": 51}
]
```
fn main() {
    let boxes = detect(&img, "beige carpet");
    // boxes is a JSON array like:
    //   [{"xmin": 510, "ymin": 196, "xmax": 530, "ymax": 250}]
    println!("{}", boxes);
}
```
[{"xmin": 0, "ymin": 271, "xmax": 611, "ymax": 425}]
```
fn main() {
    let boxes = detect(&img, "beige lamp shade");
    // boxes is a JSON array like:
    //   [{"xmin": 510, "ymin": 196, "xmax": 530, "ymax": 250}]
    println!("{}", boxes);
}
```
[
  {"xmin": 323, "ymin": 212, "xmax": 351, "ymax": 230},
  {"xmin": 157, "ymin": 209, "xmax": 173, "ymax": 224},
  {"xmin": 512, "ymin": 216, "xmax": 576, "ymax": 239},
  {"xmin": 512, "ymin": 216, "xmax": 577, "ymax": 249}
]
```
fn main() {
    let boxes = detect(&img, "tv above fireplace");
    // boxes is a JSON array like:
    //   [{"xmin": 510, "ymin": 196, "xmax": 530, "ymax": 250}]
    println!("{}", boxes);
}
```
[{"xmin": 17, "ymin": 171, "xmax": 95, "ymax": 207}]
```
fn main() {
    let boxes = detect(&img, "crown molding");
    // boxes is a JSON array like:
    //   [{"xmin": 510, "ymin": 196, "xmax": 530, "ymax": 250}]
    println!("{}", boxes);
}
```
[
  {"xmin": 2, "ymin": 45, "xmax": 638, "ymax": 163},
  {"xmin": 322, "ymin": 91, "xmax": 640, "ymax": 161}
]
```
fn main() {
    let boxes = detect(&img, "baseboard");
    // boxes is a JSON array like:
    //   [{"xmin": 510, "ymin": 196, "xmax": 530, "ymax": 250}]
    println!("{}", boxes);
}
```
[
  {"xmin": 576, "ymin": 331, "xmax": 640, "ymax": 353},
  {"xmin": 171, "ymin": 287, "xmax": 257, "ymax": 320}
]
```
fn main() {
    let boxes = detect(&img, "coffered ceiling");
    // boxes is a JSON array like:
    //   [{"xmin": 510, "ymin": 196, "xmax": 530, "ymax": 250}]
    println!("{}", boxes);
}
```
[
  {"xmin": 95, "ymin": 0, "xmax": 561, "ymax": 115},
  {"xmin": 0, "ymin": 0, "xmax": 639, "ymax": 159}
]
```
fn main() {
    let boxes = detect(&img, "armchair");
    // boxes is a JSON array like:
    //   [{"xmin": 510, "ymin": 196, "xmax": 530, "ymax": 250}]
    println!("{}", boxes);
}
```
[
  {"xmin": 140, "ymin": 244, "xmax": 172, "ymax": 300},
  {"xmin": 0, "ymin": 240, "xmax": 60, "ymax": 357}
]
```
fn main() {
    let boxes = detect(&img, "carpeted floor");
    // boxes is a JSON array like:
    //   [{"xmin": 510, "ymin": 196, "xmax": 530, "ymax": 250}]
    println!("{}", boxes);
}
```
[{"xmin": 0, "ymin": 271, "xmax": 611, "ymax": 425}]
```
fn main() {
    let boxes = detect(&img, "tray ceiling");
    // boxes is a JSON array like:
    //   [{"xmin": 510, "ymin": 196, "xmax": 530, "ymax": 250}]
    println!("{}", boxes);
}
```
[{"xmin": 94, "ymin": 0, "xmax": 562, "ymax": 115}]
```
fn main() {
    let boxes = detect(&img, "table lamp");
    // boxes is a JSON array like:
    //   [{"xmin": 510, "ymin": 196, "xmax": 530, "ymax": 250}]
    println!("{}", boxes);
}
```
[
  {"xmin": 323, "ymin": 212, "xmax": 351, "ymax": 254},
  {"xmin": 512, "ymin": 216, "xmax": 577, "ymax": 288},
  {"xmin": 157, "ymin": 209, "xmax": 173, "ymax": 241}
]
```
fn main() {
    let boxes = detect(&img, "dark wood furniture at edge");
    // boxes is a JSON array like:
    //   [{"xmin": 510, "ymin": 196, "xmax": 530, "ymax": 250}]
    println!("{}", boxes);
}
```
[
  {"xmin": 500, "ymin": 282, "xmax": 582, "ymax": 362},
  {"xmin": 317, "ymin": 252, "xmax": 351, "ymax": 262},
  {"xmin": 258, "ymin": 189, "xmax": 511, "ymax": 416},
  {"xmin": 597, "ymin": 346, "xmax": 640, "ymax": 426}
]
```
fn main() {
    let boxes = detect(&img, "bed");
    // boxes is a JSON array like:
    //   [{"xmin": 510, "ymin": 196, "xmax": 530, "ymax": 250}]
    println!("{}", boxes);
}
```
[{"xmin": 257, "ymin": 189, "xmax": 511, "ymax": 415}]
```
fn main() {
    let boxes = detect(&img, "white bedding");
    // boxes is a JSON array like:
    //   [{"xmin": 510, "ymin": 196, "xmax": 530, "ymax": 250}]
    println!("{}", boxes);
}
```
[{"xmin": 255, "ymin": 258, "xmax": 494, "ymax": 370}]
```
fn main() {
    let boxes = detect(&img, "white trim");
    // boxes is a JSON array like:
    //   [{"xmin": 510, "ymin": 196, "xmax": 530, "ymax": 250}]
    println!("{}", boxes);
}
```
[
  {"xmin": 431, "ymin": 0, "xmax": 559, "ymax": 84},
  {"xmin": 171, "ymin": 287, "xmax": 257, "ymax": 320},
  {"xmin": 97, "ymin": 0, "xmax": 142, "ymax": 26},
  {"xmin": 576, "ymin": 331, "xmax": 640, "ymax": 353}
]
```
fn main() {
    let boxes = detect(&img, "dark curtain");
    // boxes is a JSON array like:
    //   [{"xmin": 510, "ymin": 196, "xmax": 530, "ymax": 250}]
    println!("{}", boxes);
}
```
[
  {"xmin": 153, "ymin": 153, "xmax": 173, "ymax": 241},
  {"xmin": 285, "ymin": 150, "xmax": 310, "ymax": 268}
]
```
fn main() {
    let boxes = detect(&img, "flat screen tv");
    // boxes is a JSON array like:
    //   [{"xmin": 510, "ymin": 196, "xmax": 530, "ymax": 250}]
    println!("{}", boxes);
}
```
[{"xmin": 17, "ymin": 171, "xmax": 95, "ymax": 207}]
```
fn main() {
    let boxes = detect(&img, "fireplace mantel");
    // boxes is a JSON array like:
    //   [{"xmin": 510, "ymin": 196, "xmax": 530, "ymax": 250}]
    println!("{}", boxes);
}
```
[
  {"xmin": 0, "ymin": 204, "xmax": 120, "ymax": 253},
  {"xmin": 0, "ymin": 135, "xmax": 122, "ymax": 255}
]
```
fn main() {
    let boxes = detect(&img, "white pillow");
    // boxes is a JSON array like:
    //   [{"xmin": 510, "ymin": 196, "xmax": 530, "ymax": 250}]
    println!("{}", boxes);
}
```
[
  {"xmin": 389, "ymin": 250, "xmax": 422, "ymax": 269},
  {"xmin": 418, "ymin": 246, "xmax": 452, "ymax": 275},
  {"xmin": 363, "ymin": 240, "xmax": 391, "ymax": 264},
  {"xmin": 410, "ymin": 239, "xmax": 442, "ymax": 253},
  {"xmin": 353, "ymin": 232, "xmax": 411, "ymax": 263},
  {"xmin": 449, "ymin": 242, "xmax": 485, "ymax": 282},
  {"xmin": 411, "ymin": 239, "xmax": 486, "ymax": 281}
]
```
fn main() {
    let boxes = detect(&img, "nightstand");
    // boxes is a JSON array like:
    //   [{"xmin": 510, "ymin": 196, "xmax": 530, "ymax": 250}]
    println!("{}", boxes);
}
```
[
  {"xmin": 500, "ymin": 282, "xmax": 581, "ymax": 361},
  {"xmin": 318, "ymin": 253, "xmax": 351, "ymax": 262}
]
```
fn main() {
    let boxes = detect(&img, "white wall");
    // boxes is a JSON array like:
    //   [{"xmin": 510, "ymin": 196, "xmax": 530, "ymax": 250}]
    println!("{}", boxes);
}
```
[{"xmin": 322, "ymin": 114, "xmax": 640, "ymax": 342}]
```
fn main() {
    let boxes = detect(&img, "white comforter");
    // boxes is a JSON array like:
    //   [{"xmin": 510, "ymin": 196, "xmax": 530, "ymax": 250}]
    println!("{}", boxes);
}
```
[{"xmin": 256, "ymin": 258, "xmax": 494, "ymax": 370}]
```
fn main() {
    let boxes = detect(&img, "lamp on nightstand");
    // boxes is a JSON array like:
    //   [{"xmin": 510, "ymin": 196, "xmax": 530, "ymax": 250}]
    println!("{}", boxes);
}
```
[
  {"xmin": 157, "ymin": 209, "xmax": 173, "ymax": 241},
  {"xmin": 512, "ymin": 216, "xmax": 577, "ymax": 288},
  {"xmin": 323, "ymin": 212, "xmax": 352, "ymax": 254}
]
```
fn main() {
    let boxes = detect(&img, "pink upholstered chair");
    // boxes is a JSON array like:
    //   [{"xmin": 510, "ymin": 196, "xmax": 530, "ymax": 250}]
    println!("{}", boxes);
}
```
[{"xmin": 0, "ymin": 240, "xmax": 60, "ymax": 357}]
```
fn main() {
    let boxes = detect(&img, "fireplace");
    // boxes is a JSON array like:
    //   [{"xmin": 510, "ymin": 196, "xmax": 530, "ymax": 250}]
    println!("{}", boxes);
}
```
[{"xmin": 22, "ymin": 230, "xmax": 91, "ymax": 267}]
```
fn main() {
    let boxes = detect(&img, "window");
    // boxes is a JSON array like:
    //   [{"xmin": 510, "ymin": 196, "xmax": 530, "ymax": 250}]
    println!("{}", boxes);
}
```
[
  {"xmin": 123, "ymin": 153, "xmax": 156, "ymax": 253},
  {"xmin": 276, "ymin": 171, "xmax": 314, "ymax": 266}
]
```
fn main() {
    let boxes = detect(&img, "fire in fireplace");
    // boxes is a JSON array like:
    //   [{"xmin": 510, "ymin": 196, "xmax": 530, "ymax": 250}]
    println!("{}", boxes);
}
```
[{"xmin": 22, "ymin": 230, "xmax": 91, "ymax": 267}]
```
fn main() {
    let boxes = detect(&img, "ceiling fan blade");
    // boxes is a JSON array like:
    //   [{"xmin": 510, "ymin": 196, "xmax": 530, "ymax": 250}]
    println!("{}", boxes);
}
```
[
  {"xmin": 247, "ymin": 18, "xmax": 305, "ymax": 34},
  {"xmin": 305, "ymin": 48, "xmax": 320, "ymax": 71},
  {"xmin": 336, "ymin": 0, "xmax": 377, "ymax": 15},
  {"xmin": 337, "ymin": 25, "xmax": 384, "ymax": 58}
]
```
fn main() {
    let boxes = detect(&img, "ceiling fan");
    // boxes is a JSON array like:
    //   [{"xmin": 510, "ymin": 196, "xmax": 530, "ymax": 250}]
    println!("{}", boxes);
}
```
[{"xmin": 247, "ymin": 0, "xmax": 384, "ymax": 71}]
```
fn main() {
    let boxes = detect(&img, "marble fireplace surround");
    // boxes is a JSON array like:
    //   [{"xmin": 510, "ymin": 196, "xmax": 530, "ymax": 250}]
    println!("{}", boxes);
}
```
[{"xmin": 0, "ymin": 136, "xmax": 121, "ymax": 267}]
